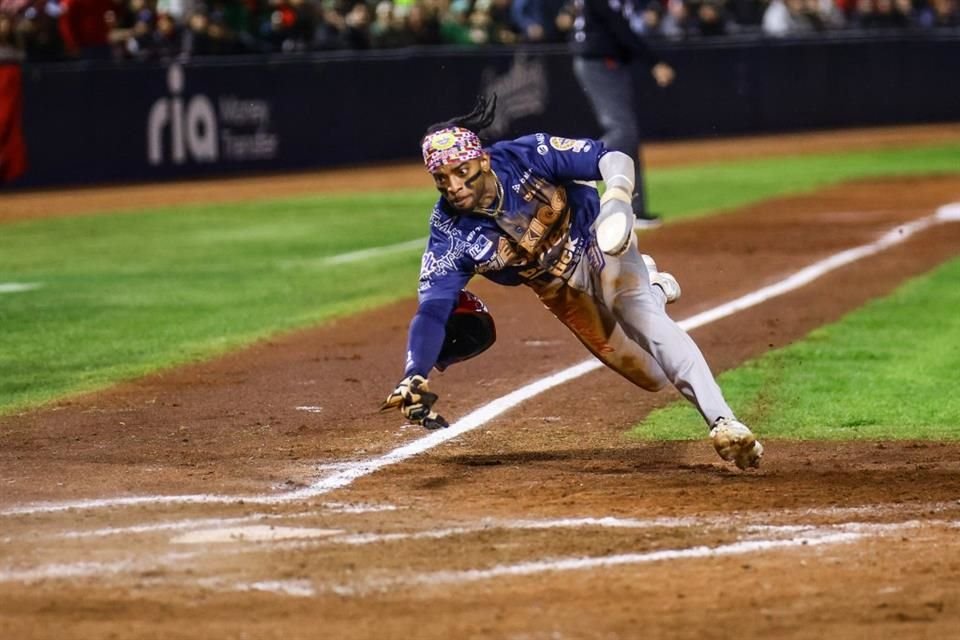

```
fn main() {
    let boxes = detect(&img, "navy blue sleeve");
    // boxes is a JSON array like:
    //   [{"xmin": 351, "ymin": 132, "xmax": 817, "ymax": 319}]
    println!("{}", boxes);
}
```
[
  {"xmin": 511, "ymin": 134, "xmax": 607, "ymax": 183},
  {"xmin": 403, "ymin": 298, "xmax": 457, "ymax": 377},
  {"xmin": 402, "ymin": 205, "xmax": 476, "ymax": 376},
  {"xmin": 417, "ymin": 206, "xmax": 475, "ymax": 304}
]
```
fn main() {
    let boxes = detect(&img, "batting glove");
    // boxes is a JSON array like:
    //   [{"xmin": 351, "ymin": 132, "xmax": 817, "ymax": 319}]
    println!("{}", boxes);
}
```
[{"xmin": 380, "ymin": 375, "xmax": 450, "ymax": 430}]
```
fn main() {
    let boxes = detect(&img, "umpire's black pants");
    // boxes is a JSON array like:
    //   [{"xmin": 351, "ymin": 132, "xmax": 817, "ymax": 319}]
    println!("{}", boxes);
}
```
[{"xmin": 573, "ymin": 56, "xmax": 650, "ymax": 217}]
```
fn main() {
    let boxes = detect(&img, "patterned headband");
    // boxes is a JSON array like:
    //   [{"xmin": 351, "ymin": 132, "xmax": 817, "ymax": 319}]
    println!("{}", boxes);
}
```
[{"xmin": 421, "ymin": 127, "xmax": 483, "ymax": 173}]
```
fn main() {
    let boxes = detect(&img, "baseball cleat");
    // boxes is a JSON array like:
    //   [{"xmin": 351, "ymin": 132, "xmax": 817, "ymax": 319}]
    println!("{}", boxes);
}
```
[
  {"xmin": 642, "ymin": 254, "xmax": 681, "ymax": 304},
  {"xmin": 710, "ymin": 417, "xmax": 763, "ymax": 470}
]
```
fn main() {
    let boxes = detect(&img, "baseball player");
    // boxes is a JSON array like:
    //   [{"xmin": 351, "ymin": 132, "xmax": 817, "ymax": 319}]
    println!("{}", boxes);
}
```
[{"xmin": 382, "ymin": 96, "xmax": 762, "ymax": 470}]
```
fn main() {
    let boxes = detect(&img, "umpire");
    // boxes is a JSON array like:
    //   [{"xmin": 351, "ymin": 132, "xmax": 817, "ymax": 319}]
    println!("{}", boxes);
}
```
[{"xmin": 571, "ymin": 0, "xmax": 675, "ymax": 228}]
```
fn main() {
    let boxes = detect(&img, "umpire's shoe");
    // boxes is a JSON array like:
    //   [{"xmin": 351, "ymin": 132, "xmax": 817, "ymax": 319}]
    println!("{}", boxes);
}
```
[{"xmin": 710, "ymin": 417, "xmax": 763, "ymax": 470}]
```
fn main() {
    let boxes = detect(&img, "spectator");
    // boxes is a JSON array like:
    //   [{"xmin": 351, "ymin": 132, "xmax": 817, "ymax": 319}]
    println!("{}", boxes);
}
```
[
  {"xmin": 341, "ymin": 0, "xmax": 370, "ymax": 48},
  {"xmin": 58, "ymin": 0, "xmax": 116, "ymax": 58},
  {"xmin": 892, "ymin": 0, "xmax": 921, "ymax": 25},
  {"xmin": 660, "ymin": 0, "xmax": 698, "ymax": 38},
  {"xmin": 284, "ymin": 0, "xmax": 315, "ymax": 49},
  {"xmin": 0, "ymin": 33, "xmax": 28, "ymax": 183},
  {"xmin": 5, "ymin": 0, "xmax": 958, "ymax": 61},
  {"xmin": 312, "ymin": 0, "xmax": 346, "ymax": 49},
  {"xmin": 369, "ymin": 0, "xmax": 396, "ymax": 46},
  {"xmin": 554, "ymin": 0, "xmax": 575, "ymax": 36},
  {"xmin": 466, "ymin": 1, "xmax": 495, "ymax": 42},
  {"xmin": 511, "ymin": 0, "xmax": 569, "ymax": 41},
  {"xmin": 762, "ymin": 0, "xmax": 816, "ymax": 35},
  {"xmin": 695, "ymin": 0, "xmax": 735, "ymax": 35},
  {"xmin": 809, "ymin": 0, "xmax": 844, "ymax": 28},
  {"xmin": 113, "ymin": 0, "xmax": 154, "ymax": 59},
  {"xmin": 407, "ymin": 1, "xmax": 441, "ymax": 44},
  {"xmin": 183, "ymin": 8, "xmax": 210, "ymax": 53},
  {"xmin": 486, "ymin": 0, "xmax": 520, "ymax": 43},
  {"xmin": 918, "ymin": 0, "xmax": 958, "ymax": 26},
  {"xmin": 121, "ymin": 11, "xmax": 156, "ymax": 58},
  {"xmin": 259, "ymin": 0, "xmax": 295, "ymax": 51},
  {"xmin": 13, "ymin": 0, "xmax": 66, "ymax": 60},
  {"xmin": 855, "ymin": 0, "xmax": 911, "ymax": 27},
  {"xmin": 0, "ymin": 10, "xmax": 26, "ymax": 58},
  {"xmin": 155, "ymin": 0, "xmax": 192, "ymax": 19},
  {"xmin": 149, "ymin": 9, "xmax": 182, "ymax": 57},
  {"xmin": 439, "ymin": 0, "xmax": 472, "ymax": 43},
  {"xmin": 638, "ymin": 0, "xmax": 665, "ymax": 37},
  {"xmin": 220, "ymin": 0, "xmax": 254, "ymax": 41}
]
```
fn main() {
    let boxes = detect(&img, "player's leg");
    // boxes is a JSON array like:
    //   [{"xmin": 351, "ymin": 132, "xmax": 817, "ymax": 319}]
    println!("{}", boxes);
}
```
[
  {"xmin": 595, "ymin": 243, "xmax": 762, "ymax": 468},
  {"xmin": 535, "ymin": 281, "xmax": 671, "ymax": 392},
  {"xmin": 595, "ymin": 243, "xmax": 734, "ymax": 425}
]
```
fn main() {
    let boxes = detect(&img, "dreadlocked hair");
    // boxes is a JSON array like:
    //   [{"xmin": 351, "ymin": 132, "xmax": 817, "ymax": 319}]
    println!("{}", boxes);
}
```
[{"xmin": 424, "ymin": 94, "xmax": 498, "ymax": 140}]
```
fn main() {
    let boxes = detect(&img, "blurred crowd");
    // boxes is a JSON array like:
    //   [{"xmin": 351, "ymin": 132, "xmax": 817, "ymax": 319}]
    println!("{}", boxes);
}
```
[{"xmin": 1, "ymin": 0, "xmax": 958, "ymax": 62}]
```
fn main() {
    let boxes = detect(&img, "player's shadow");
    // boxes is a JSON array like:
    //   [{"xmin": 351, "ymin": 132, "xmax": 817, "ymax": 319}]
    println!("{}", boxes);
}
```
[{"xmin": 442, "ymin": 443, "xmax": 736, "ymax": 475}]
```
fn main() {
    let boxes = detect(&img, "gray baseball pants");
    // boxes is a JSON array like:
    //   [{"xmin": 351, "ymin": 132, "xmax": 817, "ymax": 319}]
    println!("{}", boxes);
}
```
[{"xmin": 532, "ymin": 238, "xmax": 733, "ymax": 427}]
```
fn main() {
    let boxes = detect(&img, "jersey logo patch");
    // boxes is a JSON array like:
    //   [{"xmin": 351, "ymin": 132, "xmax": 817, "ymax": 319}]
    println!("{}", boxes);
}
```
[
  {"xmin": 467, "ymin": 235, "xmax": 494, "ymax": 260},
  {"xmin": 549, "ymin": 137, "xmax": 578, "ymax": 151}
]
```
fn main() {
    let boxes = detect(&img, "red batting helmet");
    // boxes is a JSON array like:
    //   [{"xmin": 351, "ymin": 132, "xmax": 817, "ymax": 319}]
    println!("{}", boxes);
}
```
[{"xmin": 435, "ymin": 290, "xmax": 496, "ymax": 372}]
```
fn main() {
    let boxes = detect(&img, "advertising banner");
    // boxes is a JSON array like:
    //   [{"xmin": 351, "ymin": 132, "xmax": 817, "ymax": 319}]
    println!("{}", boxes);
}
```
[{"xmin": 15, "ymin": 36, "xmax": 960, "ymax": 188}]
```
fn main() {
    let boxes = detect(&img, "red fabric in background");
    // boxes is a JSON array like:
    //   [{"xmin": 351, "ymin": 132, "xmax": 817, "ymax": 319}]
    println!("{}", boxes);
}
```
[
  {"xmin": 58, "ymin": 0, "xmax": 113, "ymax": 53},
  {"xmin": 0, "ymin": 64, "xmax": 28, "ymax": 183}
]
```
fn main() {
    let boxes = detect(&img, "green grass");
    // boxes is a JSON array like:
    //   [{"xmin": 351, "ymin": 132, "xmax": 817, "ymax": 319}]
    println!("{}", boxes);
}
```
[
  {"xmin": 632, "ymin": 256, "xmax": 960, "ymax": 441},
  {"xmin": 1, "ymin": 142, "xmax": 958, "ymax": 415},
  {"xmin": 649, "ymin": 143, "xmax": 960, "ymax": 220},
  {"xmin": 0, "ymin": 190, "xmax": 434, "ymax": 413}
]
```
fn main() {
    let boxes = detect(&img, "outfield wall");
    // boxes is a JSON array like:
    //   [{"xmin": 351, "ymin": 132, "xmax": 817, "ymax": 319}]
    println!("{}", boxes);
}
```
[{"xmin": 12, "ymin": 33, "xmax": 960, "ymax": 188}]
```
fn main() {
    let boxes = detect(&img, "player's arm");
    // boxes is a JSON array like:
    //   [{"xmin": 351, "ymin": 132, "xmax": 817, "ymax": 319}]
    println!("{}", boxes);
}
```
[
  {"xmin": 380, "ymin": 294, "xmax": 458, "ymax": 430},
  {"xmin": 381, "ymin": 224, "xmax": 472, "ymax": 429},
  {"xmin": 531, "ymin": 136, "xmax": 634, "ymax": 255},
  {"xmin": 403, "ymin": 295, "xmax": 459, "ymax": 379},
  {"xmin": 594, "ymin": 150, "xmax": 636, "ymax": 256},
  {"xmin": 532, "ymin": 135, "xmax": 606, "ymax": 182}
]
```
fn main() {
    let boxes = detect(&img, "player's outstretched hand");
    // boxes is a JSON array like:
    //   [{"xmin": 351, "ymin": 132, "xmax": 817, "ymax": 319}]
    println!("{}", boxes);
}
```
[{"xmin": 380, "ymin": 375, "xmax": 449, "ymax": 429}]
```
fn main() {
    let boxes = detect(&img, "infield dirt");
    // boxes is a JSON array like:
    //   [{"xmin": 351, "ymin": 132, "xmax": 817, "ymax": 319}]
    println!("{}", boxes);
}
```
[{"xmin": 1, "ymin": 128, "xmax": 960, "ymax": 639}]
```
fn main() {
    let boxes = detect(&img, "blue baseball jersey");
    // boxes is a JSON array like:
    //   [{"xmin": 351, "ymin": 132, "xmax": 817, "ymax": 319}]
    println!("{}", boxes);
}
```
[
  {"xmin": 418, "ymin": 133, "xmax": 608, "ymax": 304},
  {"xmin": 403, "ymin": 133, "xmax": 609, "ymax": 377}
]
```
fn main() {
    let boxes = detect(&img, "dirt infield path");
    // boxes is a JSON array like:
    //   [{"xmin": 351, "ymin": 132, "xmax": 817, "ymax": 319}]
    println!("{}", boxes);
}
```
[{"xmin": 1, "ymin": 129, "xmax": 960, "ymax": 638}]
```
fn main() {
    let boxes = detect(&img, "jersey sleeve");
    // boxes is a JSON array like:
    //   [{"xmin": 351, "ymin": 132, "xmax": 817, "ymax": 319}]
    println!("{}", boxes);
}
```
[
  {"xmin": 518, "ymin": 134, "xmax": 608, "ymax": 184},
  {"xmin": 403, "ymin": 206, "xmax": 475, "ymax": 376},
  {"xmin": 417, "ymin": 206, "xmax": 475, "ymax": 304}
]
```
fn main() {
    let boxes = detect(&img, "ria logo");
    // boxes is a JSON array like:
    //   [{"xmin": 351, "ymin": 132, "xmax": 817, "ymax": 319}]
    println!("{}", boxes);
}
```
[{"xmin": 147, "ymin": 64, "xmax": 218, "ymax": 165}]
